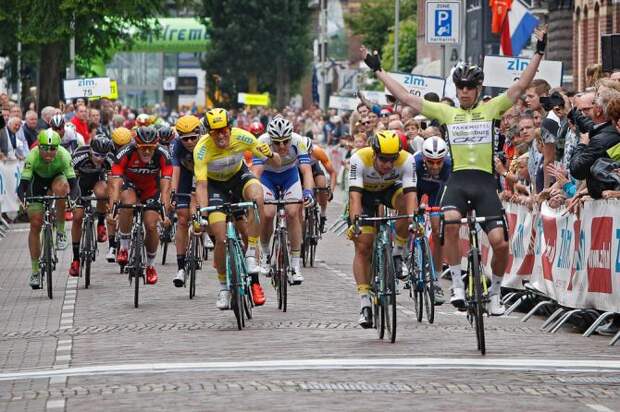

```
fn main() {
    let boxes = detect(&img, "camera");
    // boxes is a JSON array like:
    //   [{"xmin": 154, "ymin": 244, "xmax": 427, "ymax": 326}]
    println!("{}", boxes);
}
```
[{"xmin": 539, "ymin": 91, "xmax": 565, "ymax": 112}]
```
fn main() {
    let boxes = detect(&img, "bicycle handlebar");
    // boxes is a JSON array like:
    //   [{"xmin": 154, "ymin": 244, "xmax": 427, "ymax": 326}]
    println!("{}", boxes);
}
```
[
  {"xmin": 439, "ymin": 211, "xmax": 509, "ymax": 246},
  {"xmin": 264, "ymin": 199, "xmax": 303, "ymax": 206},
  {"xmin": 199, "ymin": 201, "xmax": 257, "ymax": 213},
  {"xmin": 25, "ymin": 195, "xmax": 68, "ymax": 202},
  {"xmin": 112, "ymin": 202, "xmax": 165, "ymax": 220}
]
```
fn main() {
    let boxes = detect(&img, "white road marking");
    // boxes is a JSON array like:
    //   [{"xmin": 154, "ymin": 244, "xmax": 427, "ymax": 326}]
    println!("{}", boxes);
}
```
[
  {"xmin": 56, "ymin": 346, "xmax": 72, "ymax": 352},
  {"xmin": 1, "ymin": 357, "xmax": 620, "ymax": 381},
  {"xmin": 46, "ymin": 399, "xmax": 65, "ymax": 410},
  {"xmin": 586, "ymin": 405, "xmax": 615, "ymax": 412}
]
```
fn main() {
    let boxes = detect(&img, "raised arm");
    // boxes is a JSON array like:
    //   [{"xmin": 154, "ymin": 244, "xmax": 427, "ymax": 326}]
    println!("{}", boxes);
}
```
[
  {"xmin": 361, "ymin": 46, "xmax": 424, "ymax": 114},
  {"xmin": 506, "ymin": 27, "xmax": 547, "ymax": 103}
]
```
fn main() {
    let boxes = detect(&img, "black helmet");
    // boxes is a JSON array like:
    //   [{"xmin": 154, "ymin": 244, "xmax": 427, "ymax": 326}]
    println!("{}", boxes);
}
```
[
  {"xmin": 135, "ymin": 126, "xmax": 159, "ymax": 145},
  {"xmin": 90, "ymin": 137, "xmax": 113, "ymax": 154},
  {"xmin": 49, "ymin": 114, "xmax": 65, "ymax": 129},
  {"xmin": 452, "ymin": 63, "xmax": 484, "ymax": 88},
  {"xmin": 157, "ymin": 126, "xmax": 175, "ymax": 144}
]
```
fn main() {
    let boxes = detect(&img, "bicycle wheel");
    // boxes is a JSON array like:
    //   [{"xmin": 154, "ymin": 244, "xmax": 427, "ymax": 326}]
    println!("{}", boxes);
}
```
[
  {"xmin": 227, "ymin": 242, "xmax": 244, "ymax": 330},
  {"xmin": 301, "ymin": 216, "xmax": 309, "ymax": 268},
  {"xmin": 188, "ymin": 236, "xmax": 198, "ymax": 299},
  {"xmin": 161, "ymin": 235, "xmax": 169, "ymax": 265},
  {"xmin": 84, "ymin": 220, "xmax": 93, "ymax": 289},
  {"xmin": 373, "ymin": 266, "xmax": 385, "ymax": 339},
  {"xmin": 383, "ymin": 246, "xmax": 397, "ymax": 343},
  {"xmin": 471, "ymin": 251, "xmax": 486, "ymax": 355},
  {"xmin": 44, "ymin": 225, "xmax": 54, "ymax": 299},
  {"xmin": 309, "ymin": 209, "xmax": 317, "ymax": 267},
  {"xmin": 243, "ymin": 280, "xmax": 253, "ymax": 320},
  {"xmin": 279, "ymin": 230, "xmax": 289, "ymax": 312},
  {"xmin": 422, "ymin": 237, "xmax": 435, "ymax": 324},
  {"xmin": 412, "ymin": 242, "xmax": 423, "ymax": 322}
]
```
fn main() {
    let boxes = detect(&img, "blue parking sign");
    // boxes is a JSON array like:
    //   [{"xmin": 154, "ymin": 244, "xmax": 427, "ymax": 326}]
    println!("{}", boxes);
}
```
[{"xmin": 435, "ymin": 9, "xmax": 452, "ymax": 37}]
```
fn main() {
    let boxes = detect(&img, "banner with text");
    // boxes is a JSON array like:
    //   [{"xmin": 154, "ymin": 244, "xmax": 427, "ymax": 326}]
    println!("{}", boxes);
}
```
[
  {"xmin": 482, "ymin": 56, "xmax": 563, "ymax": 89},
  {"xmin": 385, "ymin": 72, "xmax": 446, "ymax": 98}
]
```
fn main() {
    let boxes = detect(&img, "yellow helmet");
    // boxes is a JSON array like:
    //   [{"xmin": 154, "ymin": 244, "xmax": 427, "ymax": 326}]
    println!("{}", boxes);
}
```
[
  {"xmin": 112, "ymin": 127, "xmax": 133, "ymax": 146},
  {"xmin": 204, "ymin": 108, "xmax": 230, "ymax": 131},
  {"xmin": 175, "ymin": 115, "xmax": 201, "ymax": 135},
  {"xmin": 372, "ymin": 130, "xmax": 401, "ymax": 157}
]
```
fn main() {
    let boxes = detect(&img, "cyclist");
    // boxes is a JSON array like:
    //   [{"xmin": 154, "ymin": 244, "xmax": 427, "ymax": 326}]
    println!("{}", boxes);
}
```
[
  {"xmin": 412, "ymin": 136, "xmax": 451, "ymax": 304},
  {"xmin": 169, "ymin": 115, "xmax": 201, "ymax": 288},
  {"xmin": 303, "ymin": 136, "xmax": 337, "ymax": 232},
  {"xmin": 157, "ymin": 125, "xmax": 176, "ymax": 150},
  {"xmin": 347, "ymin": 130, "xmax": 417, "ymax": 328},
  {"xmin": 248, "ymin": 121, "xmax": 265, "ymax": 137},
  {"xmin": 361, "ymin": 27, "xmax": 547, "ymax": 315},
  {"xmin": 108, "ymin": 126, "xmax": 172, "ymax": 285},
  {"xmin": 251, "ymin": 116, "xmax": 314, "ymax": 284},
  {"xmin": 17, "ymin": 130, "xmax": 79, "ymax": 288},
  {"xmin": 68, "ymin": 137, "xmax": 115, "ymax": 277},
  {"xmin": 106, "ymin": 126, "xmax": 134, "ymax": 262},
  {"xmin": 194, "ymin": 108, "xmax": 281, "ymax": 309}
]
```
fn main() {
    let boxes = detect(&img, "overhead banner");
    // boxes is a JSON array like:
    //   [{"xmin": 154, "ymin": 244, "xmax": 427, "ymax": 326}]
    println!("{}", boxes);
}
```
[
  {"xmin": 64, "ymin": 77, "xmax": 111, "ymax": 99},
  {"xmin": 483, "ymin": 55, "xmax": 563, "ymax": 89},
  {"xmin": 237, "ymin": 93, "xmax": 270, "ymax": 106},
  {"xmin": 328, "ymin": 95, "xmax": 358, "ymax": 111},
  {"xmin": 129, "ymin": 18, "xmax": 209, "ymax": 53},
  {"xmin": 385, "ymin": 72, "xmax": 446, "ymax": 98}
]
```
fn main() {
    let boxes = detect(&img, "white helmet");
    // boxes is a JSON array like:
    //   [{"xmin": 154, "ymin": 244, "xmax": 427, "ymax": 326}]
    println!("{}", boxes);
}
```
[
  {"xmin": 422, "ymin": 136, "xmax": 448, "ymax": 159},
  {"xmin": 304, "ymin": 136, "xmax": 314, "ymax": 153},
  {"xmin": 267, "ymin": 115, "xmax": 293, "ymax": 141}
]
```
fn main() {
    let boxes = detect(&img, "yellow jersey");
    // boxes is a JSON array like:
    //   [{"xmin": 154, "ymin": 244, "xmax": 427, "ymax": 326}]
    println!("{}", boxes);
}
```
[{"xmin": 193, "ymin": 127, "xmax": 272, "ymax": 182}]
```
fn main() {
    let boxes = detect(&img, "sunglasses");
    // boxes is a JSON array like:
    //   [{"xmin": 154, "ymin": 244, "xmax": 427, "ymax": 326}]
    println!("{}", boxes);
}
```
[
  {"xmin": 455, "ymin": 83, "xmax": 478, "ymax": 90},
  {"xmin": 40, "ymin": 145, "xmax": 58, "ymax": 152},
  {"xmin": 362, "ymin": 121, "xmax": 371, "ymax": 125},
  {"xmin": 137, "ymin": 144, "xmax": 157, "ymax": 151},
  {"xmin": 376, "ymin": 154, "xmax": 398, "ymax": 163},
  {"xmin": 273, "ymin": 139, "xmax": 291, "ymax": 146},
  {"xmin": 180, "ymin": 134, "xmax": 199, "ymax": 142},
  {"xmin": 91, "ymin": 151, "xmax": 107, "ymax": 158},
  {"xmin": 379, "ymin": 113, "xmax": 390, "ymax": 118}
]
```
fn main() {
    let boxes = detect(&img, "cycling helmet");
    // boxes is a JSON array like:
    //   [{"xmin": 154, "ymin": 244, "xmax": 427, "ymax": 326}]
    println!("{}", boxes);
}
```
[
  {"xmin": 38, "ymin": 129, "xmax": 61, "ymax": 147},
  {"xmin": 90, "ymin": 137, "xmax": 113, "ymax": 154},
  {"xmin": 157, "ymin": 126, "xmax": 175, "ymax": 144},
  {"xmin": 136, "ymin": 113, "xmax": 152, "ymax": 127},
  {"xmin": 175, "ymin": 114, "xmax": 201, "ymax": 135},
  {"xmin": 204, "ymin": 108, "xmax": 230, "ymax": 130},
  {"xmin": 303, "ymin": 136, "xmax": 314, "ymax": 153},
  {"xmin": 112, "ymin": 127, "xmax": 132, "ymax": 146},
  {"xmin": 372, "ymin": 130, "xmax": 401, "ymax": 157},
  {"xmin": 134, "ymin": 126, "xmax": 159, "ymax": 145},
  {"xmin": 267, "ymin": 115, "xmax": 293, "ymax": 141},
  {"xmin": 249, "ymin": 121, "xmax": 265, "ymax": 137},
  {"xmin": 422, "ymin": 136, "xmax": 448, "ymax": 159},
  {"xmin": 452, "ymin": 63, "xmax": 484, "ymax": 87},
  {"xmin": 49, "ymin": 114, "xmax": 65, "ymax": 129}
]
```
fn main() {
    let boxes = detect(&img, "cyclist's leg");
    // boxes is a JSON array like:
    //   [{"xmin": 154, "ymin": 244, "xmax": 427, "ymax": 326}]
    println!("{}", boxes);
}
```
[
  {"xmin": 174, "ymin": 171, "xmax": 194, "ymax": 280},
  {"xmin": 26, "ymin": 177, "xmax": 49, "ymax": 283},
  {"xmin": 70, "ymin": 179, "xmax": 90, "ymax": 270},
  {"xmin": 387, "ymin": 186, "xmax": 413, "ymax": 278},
  {"xmin": 206, "ymin": 178, "xmax": 229, "ymax": 289},
  {"xmin": 280, "ymin": 169, "xmax": 304, "ymax": 278},
  {"xmin": 51, "ymin": 175, "xmax": 70, "ymax": 249},
  {"xmin": 313, "ymin": 164, "xmax": 329, "ymax": 219},
  {"xmin": 258, "ymin": 173, "xmax": 278, "ymax": 263},
  {"xmin": 117, "ymin": 186, "xmax": 137, "ymax": 263},
  {"xmin": 93, "ymin": 180, "xmax": 108, "ymax": 241},
  {"xmin": 240, "ymin": 174, "xmax": 264, "ymax": 273},
  {"xmin": 143, "ymin": 205, "xmax": 161, "ymax": 282}
]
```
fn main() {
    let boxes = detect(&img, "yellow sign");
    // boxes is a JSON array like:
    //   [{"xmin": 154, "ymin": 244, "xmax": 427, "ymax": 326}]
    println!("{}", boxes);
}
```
[
  {"xmin": 237, "ymin": 92, "xmax": 270, "ymax": 106},
  {"xmin": 89, "ymin": 80, "xmax": 119, "ymax": 101}
]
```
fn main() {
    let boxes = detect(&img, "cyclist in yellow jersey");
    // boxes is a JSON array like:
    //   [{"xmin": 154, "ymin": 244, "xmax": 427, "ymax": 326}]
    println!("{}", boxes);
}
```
[
  {"xmin": 361, "ymin": 27, "xmax": 547, "ymax": 315},
  {"xmin": 194, "ymin": 108, "xmax": 281, "ymax": 310}
]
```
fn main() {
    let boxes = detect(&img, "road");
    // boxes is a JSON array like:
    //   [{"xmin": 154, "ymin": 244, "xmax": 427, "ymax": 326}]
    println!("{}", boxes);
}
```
[{"xmin": 0, "ymin": 198, "xmax": 618, "ymax": 412}]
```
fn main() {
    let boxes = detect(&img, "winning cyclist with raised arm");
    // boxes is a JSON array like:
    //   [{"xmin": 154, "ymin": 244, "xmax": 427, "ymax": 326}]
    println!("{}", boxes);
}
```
[{"xmin": 361, "ymin": 27, "xmax": 547, "ymax": 315}]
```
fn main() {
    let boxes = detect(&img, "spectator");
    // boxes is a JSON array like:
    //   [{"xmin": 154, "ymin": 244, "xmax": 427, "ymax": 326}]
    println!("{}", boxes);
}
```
[
  {"xmin": 441, "ymin": 97, "xmax": 455, "ymax": 106},
  {"xmin": 9, "ymin": 105, "xmax": 22, "ymax": 120},
  {"xmin": 540, "ymin": 90, "xmax": 569, "ymax": 188},
  {"xmin": 38, "ymin": 106, "xmax": 57, "ymax": 129},
  {"xmin": 112, "ymin": 114, "xmax": 125, "ymax": 129},
  {"xmin": 401, "ymin": 106, "xmax": 415, "ymax": 122},
  {"xmin": 525, "ymin": 79, "xmax": 551, "ymax": 112},
  {"xmin": 585, "ymin": 63, "xmax": 604, "ymax": 88},
  {"xmin": 569, "ymin": 80, "xmax": 620, "ymax": 198},
  {"xmin": 71, "ymin": 104, "xmax": 90, "ymax": 144},
  {"xmin": 22, "ymin": 110, "xmax": 40, "ymax": 148},
  {"xmin": 0, "ymin": 117, "xmax": 28, "ymax": 160},
  {"xmin": 378, "ymin": 108, "xmax": 391, "ymax": 128}
]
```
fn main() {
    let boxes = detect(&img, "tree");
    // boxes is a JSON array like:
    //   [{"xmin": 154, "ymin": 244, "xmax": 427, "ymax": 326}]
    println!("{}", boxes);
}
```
[
  {"xmin": 381, "ymin": 19, "xmax": 417, "ymax": 73},
  {"xmin": 0, "ymin": 0, "xmax": 165, "ymax": 109},
  {"xmin": 201, "ymin": 0, "xmax": 311, "ymax": 109},
  {"xmin": 345, "ymin": 0, "xmax": 416, "ymax": 53}
]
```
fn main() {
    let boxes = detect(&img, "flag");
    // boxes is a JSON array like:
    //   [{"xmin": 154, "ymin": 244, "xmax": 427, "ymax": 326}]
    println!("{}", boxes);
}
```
[
  {"xmin": 490, "ymin": 0, "xmax": 512, "ymax": 34},
  {"xmin": 500, "ymin": 0, "xmax": 539, "ymax": 57}
]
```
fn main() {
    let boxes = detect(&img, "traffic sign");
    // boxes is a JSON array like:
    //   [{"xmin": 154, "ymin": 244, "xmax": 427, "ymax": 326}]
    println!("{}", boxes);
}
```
[{"xmin": 426, "ymin": 1, "xmax": 461, "ymax": 44}]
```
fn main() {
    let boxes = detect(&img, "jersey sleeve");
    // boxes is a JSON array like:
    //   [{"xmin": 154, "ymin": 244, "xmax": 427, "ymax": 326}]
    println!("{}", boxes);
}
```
[
  {"xmin": 59, "ymin": 147, "xmax": 76, "ymax": 179},
  {"xmin": 170, "ymin": 140, "xmax": 181, "ymax": 167},
  {"xmin": 158, "ymin": 147, "xmax": 173, "ymax": 178},
  {"xmin": 348, "ymin": 153, "xmax": 365, "ymax": 192},
  {"xmin": 487, "ymin": 93, "xmax": 513, "ymax": 119},
  {"xmin": 193, "ymin": 136, "xmax": 209, "ymax": 181},
  {"xmin": 20, "ymin": 149, "xmax": 38, "ymax": 181},
  {"xmin": 313, "ymin": 146, "xmax": 332, "ymax": 169},
  {"xmin": 400, "ymin": 153, "xmax": 417, "ymax": 193},
  {"xmin": 421, "ymin": 100, "xmax": 454, "ymax": 125},
  {"xmin": 111, "ymin": 147, "xmax": 130, "ymax": 177}
]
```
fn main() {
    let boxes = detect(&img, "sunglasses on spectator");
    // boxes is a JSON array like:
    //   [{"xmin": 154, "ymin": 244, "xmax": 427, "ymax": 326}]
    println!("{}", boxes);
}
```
[
  {"xmin": 362, "ymin": 121, "xmax": 371, "ymax": 125},
  {"xmin": 40, "ymin": 145, "xmax": 58, "ymax": 152},
  {"xmin": 273, "ymin": 139, "xmax": 291, "ymax": 146},
  {"xmin": 379, "ymin": 113, "xmax": 390, "ymax": 118},
  {"xmin": 376, "ymin": 154, "xmax": 399, "ymax": 163},
  {"xmin": 180, "ymin": 134, "xmax": 199, "ymax": 142}
]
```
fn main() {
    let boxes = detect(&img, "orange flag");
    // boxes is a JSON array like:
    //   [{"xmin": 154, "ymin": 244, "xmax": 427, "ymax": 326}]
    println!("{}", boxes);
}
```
[{"xmin": 490, "ymin": 0, "xmax": 512, "ymax": 34}]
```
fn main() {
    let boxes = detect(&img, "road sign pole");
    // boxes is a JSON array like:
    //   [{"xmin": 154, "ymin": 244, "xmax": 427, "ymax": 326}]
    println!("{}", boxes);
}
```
[{"xmin": 441, "ymin": 45, "xmax": 446, "ymax": 79}]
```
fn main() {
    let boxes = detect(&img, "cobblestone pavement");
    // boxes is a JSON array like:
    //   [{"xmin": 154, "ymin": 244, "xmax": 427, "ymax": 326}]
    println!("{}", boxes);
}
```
[{"xmin": 0, "ymin": 197, "xmax": 619, "ymax": 412}]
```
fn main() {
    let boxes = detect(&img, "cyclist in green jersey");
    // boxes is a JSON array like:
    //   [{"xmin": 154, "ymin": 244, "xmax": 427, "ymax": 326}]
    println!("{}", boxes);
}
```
[
  {"xmin": 17, "ymin": 129, "xmax": 80, "ymax": 288},
  {"xmin": 361, "ymin": 27, "xmax": 547, "ymax": 315}
]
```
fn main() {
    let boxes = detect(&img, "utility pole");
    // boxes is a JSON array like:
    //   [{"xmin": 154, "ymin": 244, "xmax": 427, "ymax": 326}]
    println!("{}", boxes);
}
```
[
  {"xmin": 68, "ymin": 14, "xmax": 75, "ymax": 80},
  {"xmin": 394, "ymin": 0, "xmax": 400, "ymax": 71},
  {"xmin": 319, "ymin": 0, "xmax": 328, "ymax": 111}
]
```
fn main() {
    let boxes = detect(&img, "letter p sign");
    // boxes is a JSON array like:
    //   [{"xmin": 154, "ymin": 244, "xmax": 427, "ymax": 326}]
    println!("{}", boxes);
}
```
[{"xmin": 435, "ymin": 9, "xmax": 452, "ymax": 37}]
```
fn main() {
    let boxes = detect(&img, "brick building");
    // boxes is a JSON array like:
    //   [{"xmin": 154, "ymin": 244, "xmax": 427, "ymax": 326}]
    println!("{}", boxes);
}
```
[{"xmin": 573, "ymin": 0, "xmax": 620, "ymax": 89}]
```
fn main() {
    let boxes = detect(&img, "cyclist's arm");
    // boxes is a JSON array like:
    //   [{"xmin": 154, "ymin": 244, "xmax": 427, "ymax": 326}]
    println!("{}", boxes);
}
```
[
  {"xmin": 60, "ymin": 148, "xmax": 79, "ymax": 201},
  {"xmin": 348, "ymin": 154, "xmax": 364, "ymax": 221},
  {"xmin": 315, "ymin": 147, "xmax": 338, "ymax": 190},
  {"xmin": 159, "ymin": 151, "xmax": 173, "ymax": 212},
  {"xmin": 349, "ymin": 191, "xmax": 363, "ymax": 224},
  {"xmin": 171, "ymin": 166, "xmax": 181, "ymax": 194},
  {"xmin": 506, "ymin": 52, "xmax": 543, "ymax": 103},
  {"xmin": 374, "ymin": 70, "xmax": 424, "ymax": 114},
  {"xmin": 299, "ymin": 163, "xmax": 314, "ymax": 191},
  {"xmin": 250, "ymin": 163, "xmax": 264, "ymax": 178}
]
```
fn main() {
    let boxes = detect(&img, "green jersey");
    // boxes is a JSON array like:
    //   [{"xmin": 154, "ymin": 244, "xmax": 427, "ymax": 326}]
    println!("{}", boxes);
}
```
[
  {"xmin": 21, "ymin": 146, "xmax": 76, "ymax": 181},
  {"xmin": 421, "ymin": 93, "xmax": 513, "ymax": 174}
]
